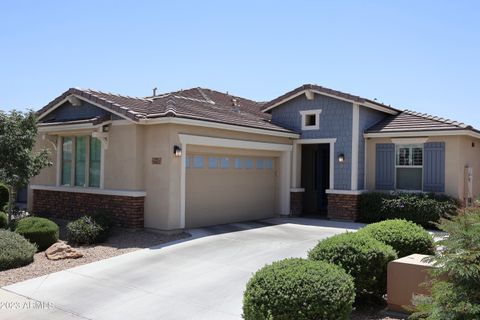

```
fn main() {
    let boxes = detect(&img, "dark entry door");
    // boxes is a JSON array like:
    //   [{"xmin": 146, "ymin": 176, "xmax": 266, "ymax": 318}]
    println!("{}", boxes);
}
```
[
  {"xmin": 301, "ymin": 144, "xmax": 330, "ymax": 215},
  {"xmin": 315, "ymin": 144, "xmax": 330, "ymax": 212}
]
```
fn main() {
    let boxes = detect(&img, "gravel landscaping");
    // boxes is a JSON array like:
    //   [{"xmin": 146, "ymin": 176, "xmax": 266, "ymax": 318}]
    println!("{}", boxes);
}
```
[{"xmin": 0, "ymin": 219, "xmax": 190, "ymax": 287}]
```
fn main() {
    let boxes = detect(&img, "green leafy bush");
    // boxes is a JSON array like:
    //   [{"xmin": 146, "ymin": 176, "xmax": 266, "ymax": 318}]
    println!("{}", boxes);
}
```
[
  {"xmin": 15, "ymin": 217, "xmax": 59, "ymax": 251},
  {"xmin": 67, "ymin": 215, "xmax": 110, "ymax": 245},
  {"xmin": 0, "ymin": 184, "xmax": 8, "ymax": 211},
  {"xmin": 243, "ymin": 258, "xmax": 355, "ymax": 320},
  {"xmin": 0, "ymin": 212, "xmax": 7, "ymax": 229},
  {"xmin": 411, "ymin": 208, "xmax": 480, "ymax": 319},
  {"xmin": 358, "ymin": 219, "xmax": 435, "ymax": 258},
  {"xmin": 358, "ymin": 192, "xmax": 459, "ymax": 228},
  {"xmin": 0, "ymin": 229, "xmax": 36, "ymax": 271},
  {"xmin": 308, "ymin": 232, "xmax": 397, "ymax": 300}
]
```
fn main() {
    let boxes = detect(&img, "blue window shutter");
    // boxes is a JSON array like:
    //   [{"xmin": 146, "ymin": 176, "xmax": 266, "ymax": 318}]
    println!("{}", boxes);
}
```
[
  {"xmin": 375, "ymin": 143, "xmax": 395, "ymax": 190},
  {"xmin": 423, "ymin": 142, "xmax": 445, "ymax": 192}
]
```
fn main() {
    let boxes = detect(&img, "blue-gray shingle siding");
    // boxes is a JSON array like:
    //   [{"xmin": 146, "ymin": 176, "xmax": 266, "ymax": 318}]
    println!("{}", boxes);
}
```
[
  {"xmin": 270, "ymin": 94, "xmax": 353, "ymax": 190},
  {"xmin": 42, "ymin": 101, "xmax": 110, "ymax": 122}
]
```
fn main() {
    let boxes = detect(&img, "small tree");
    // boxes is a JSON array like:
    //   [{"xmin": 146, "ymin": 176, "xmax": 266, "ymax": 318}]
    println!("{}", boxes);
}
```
[
  {"xmin": 411, "ymin": 209, "xmax": 480, "ymax": 319},
  {"xmin": 0, "ymin": 110, "xmax": 51, "ymax": 223}
]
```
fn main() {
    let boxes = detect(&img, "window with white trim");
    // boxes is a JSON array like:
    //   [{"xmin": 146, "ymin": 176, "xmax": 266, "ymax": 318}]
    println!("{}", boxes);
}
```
[
  {"xmin": 395, "ymin": 144, "xmax": 423, "ymax": 190},
  {"xmin": 193, "ymin": 155, "xmax": 204, "ymax": 168},
  {"xmin": 220, "ymin": 157, "xmax": 229, "ymax": 169},
  {"xmin": 300, "ymin": 110, "xmax": 322, "ymax": 130},
  {"xmin": 208, "ymin": 157, "xmax": 219, "ymax": 169},
  {"xmin": 61, "ymin": 136, "xmax": 101, "ymax": 188}
]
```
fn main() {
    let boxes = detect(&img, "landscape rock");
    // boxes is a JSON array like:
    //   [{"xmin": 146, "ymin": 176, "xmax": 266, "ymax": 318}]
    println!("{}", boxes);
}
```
[{"xmin": 45, "ymin": 242, "xmax": 83, "ymax": 260}]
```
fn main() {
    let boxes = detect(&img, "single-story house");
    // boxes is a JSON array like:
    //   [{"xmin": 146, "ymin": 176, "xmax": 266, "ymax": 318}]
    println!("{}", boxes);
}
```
[{"xmin": 29, "ymin": 84, "xmax": 480, "ymax": 230}]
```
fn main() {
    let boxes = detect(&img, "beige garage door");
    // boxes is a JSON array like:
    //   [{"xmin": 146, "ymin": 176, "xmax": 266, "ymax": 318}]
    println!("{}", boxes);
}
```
[{"xmin": 186, "ymin": 153, "xmax": 277, "ymax": 228}]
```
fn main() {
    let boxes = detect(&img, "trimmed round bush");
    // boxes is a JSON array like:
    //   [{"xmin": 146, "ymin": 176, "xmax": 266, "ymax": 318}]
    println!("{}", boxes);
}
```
[
  {"xmin": 0, "ymin": 212, "xmax": 7, "ymax": 229},
  {"xmin": 243, "ymin": 258, "xmax": 355, "ymax": 320},
  {"xmin": 0, "ymin": 229, "xmax": 36, "ymax": 271},
  {"xmin": 358, "ymin": 219, "xmax": 435, "ymax": 258},
  {"xmin": 308, "ymin": 232, "xmax": 397, "ymax": 299},
  {"xmin": 15, "ymin": 217, "xmax": 59, "ymax": 251},
  {"xmin": 67, "ymin": 216, "xmax": 107, "ymax": 245}
]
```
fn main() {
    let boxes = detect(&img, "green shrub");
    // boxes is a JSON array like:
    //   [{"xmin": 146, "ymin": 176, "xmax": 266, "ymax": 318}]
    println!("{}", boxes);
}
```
[
  {"xmin": 91, "ymin": 212, "xmax": 112, "ymax": 241},
  {"xmin": 0, "ymin": 229, "xmax": 36, "ymax": 271},
  {"xmin": 0, "ymin": 212, "xmax": 7, "ymax": 229},
  {"xmin": 411, "ymin": 208, "xmax": 480, "ymax": 319},
  {"xmin": 15, "ymin": 217, "xmax": 59, "ymax": 251},
  {"xmin": 0, "ymin": 184, "xmax": 8, "ymax": 211},
  {"xmin": 308, "ymin": 232, "xmax": 397, "ymax": 300},
  {"xmin": 358, "ymin": 219, "xmax": 435, "ymax": 258},
  {"xmin": 358, "ymin": 192, "xmax": 459, "ymax": 228},
  {"xmin": 67, "ymin": 215, "xmax": 109, "ymax": 245},
  {"xmin": 243, "ymin": 258, "xmax": 355, "ymax": 320}
]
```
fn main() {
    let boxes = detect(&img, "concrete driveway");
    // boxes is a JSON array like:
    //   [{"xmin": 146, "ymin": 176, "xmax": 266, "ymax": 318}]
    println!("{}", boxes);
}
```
[{"xmin": 2, "ymin": 218, "xmax": 362, "ymax": 320}]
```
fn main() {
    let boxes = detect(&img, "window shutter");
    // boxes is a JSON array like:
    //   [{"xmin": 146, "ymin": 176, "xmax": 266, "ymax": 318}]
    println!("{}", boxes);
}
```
[
  {"xmin": 423, "ymin": 142, "xmax": 445, "ymax": 192},
  {"xmin": 375, "ymin": 143, "xmax": 395, "ymax": 190}
]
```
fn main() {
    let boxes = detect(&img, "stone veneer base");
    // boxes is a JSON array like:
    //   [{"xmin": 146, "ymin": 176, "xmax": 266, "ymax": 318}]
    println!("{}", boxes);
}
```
[
  {"xmin": 33, "ymin": 189, "xmax": 144, "ymax": 229},
  {"xmin": 327, "ymin": 193, "xmax": 360, "ymax": 221}
]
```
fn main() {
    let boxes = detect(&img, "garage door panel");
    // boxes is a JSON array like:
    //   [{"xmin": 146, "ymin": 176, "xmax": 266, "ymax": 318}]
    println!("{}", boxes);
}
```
[{"xmin": 186, "ymin": 154, "xmax": 277, "ymax": 228}]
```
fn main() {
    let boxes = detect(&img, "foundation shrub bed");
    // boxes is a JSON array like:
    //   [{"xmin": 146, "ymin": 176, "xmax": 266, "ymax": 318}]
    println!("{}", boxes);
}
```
[
  {"xmin": 15, "ymin": 217, "xmax": 59, "ymax": 251},
  {"xmin": 358, "ymin": 219, "xmax": 435, "ymax": 258},
  {"xmin": 358, "ymin": 192, "xmax": 459, "ymax": 228},
  {"xmin": 243, "ymin": 258, "xmax": 355, "ymax": 320},
  {"xmin": 67, "ymin": 213, "xmax": 112, "ymax": 245},
  {"xmin": 308, "ymin": 232, "xmax": 397, "ymax": 301},
  {"xmin": 0, "ymin": 229, "xmax": 36, "ymax": 271}
]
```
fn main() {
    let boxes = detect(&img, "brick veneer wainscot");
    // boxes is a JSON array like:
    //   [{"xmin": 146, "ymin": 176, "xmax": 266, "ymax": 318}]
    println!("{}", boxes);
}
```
[
  {"xmin": 33, "ymin": 189, "xmax": 144, "ymax": 229},
  {"xmin": 327, "ymin": 193, "xmax": 360, "ymax": 221},
  {"xmin": 290, "ymin": 191, "xmax": 303, "ymax": 216}
]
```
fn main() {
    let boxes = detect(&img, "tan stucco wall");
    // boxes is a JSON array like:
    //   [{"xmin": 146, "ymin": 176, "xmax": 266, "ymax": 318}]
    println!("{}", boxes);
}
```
[
  {"xmin": 30, "ymin": 121, "xmax": 293, "ymax": 230},
  {"xmin": 142, "ymin": 124, "xmax": 292, "ymax": 230},
  {"xmin": 28, "ymin": 136, "xmax": 58, "ymax": 210},
  {"xmin": 104, "ymin": 125, "xmax": 145, "ymax": 190},
  {"xmin": 365, "ymin": 135, "xmax": 480, "ymax": 200},
  {"xmin": 457, "ymin": 135, "xmax": 480, "ymax": 201}
]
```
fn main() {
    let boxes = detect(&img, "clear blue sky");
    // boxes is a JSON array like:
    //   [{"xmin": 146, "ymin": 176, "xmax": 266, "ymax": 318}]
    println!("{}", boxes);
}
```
[{"xmin": 1, "ymin": 1, "xmax": 479, "ymax": 127}]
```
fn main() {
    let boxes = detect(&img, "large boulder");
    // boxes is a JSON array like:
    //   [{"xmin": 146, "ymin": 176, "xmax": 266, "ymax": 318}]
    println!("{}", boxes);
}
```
[{"xmin": 45, "ymin": 242, "xmax": 83, "ymax": 260}]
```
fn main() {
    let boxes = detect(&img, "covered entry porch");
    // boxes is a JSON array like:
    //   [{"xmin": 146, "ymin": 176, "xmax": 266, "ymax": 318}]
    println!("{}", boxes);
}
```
[{"xmin": 291, "ymin": 139, "xmax": 336, "ymax": 217}]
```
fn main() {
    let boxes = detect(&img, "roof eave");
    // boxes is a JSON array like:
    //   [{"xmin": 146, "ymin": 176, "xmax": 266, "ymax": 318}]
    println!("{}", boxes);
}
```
[
  {"xmin": 138, "ymin": 116, "xmax": 300, "ymax": 138},
  {"xmin": 262, "ymin": 88, "xmax": 399, "ymax": 115},
  {"xmin": 364, "ymin": 129, "xmax": 480, "ymax": 139},
  {"xmin": 37, "ymin": 90, "xmax": 140, "ymax": 123}
]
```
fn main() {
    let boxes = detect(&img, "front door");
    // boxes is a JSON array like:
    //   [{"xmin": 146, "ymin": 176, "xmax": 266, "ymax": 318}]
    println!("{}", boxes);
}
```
[{"xmin": 301, "ymin": 144, "xmax": 330, "ymax": 215}]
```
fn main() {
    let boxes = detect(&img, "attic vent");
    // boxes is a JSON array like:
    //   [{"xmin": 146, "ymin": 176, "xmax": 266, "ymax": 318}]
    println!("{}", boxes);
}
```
[{"xmin": 67, "ymin": 95, "xmax": 82, "ymax": 107}]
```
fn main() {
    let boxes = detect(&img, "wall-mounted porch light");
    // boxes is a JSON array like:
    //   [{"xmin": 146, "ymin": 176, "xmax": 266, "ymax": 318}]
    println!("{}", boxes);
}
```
[
  {"xmin": 338, "ymin": 153, "xmax": 345, "ymax": 163},
  {"xmin": 174, "ymin": 145, "xmax": 182, "ymax": 157}
]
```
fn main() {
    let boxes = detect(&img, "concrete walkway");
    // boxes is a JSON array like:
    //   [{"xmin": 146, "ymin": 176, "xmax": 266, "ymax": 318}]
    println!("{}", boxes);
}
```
[{"xmin": 2, "ymin": 218, "xmax": 363, "ymax": 320}]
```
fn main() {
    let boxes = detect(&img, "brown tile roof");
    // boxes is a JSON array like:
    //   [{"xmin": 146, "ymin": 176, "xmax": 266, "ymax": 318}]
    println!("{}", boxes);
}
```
[
  {"xmin": 38, "ymin": 88, "xmax": 294, "ymax": 134},
  {"xmin": 262, "ymin": 84, "xmax": 400, "ymax": 113},
  {"xmin": 366, "ymin": 110, "xmax": 479, "ymax": 134}
]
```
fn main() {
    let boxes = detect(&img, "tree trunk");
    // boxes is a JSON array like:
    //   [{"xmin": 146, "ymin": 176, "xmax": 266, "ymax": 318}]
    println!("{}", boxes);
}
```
[{"xmin": 7, "ymin": 185, "xmax": 16, "ymax": 224}]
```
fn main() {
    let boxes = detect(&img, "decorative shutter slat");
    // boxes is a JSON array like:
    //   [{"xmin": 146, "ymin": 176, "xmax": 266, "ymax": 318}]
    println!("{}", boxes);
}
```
[
  {"xmin": 375, "ymin": 143, "xmax": 395, "ymax": 190},
  {"xmin": 423, "ymin": 142, "xmax": 445, "ymax": 192}
]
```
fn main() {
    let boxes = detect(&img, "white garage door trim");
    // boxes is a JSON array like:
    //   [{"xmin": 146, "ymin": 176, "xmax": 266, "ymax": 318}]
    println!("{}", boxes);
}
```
[{"xmin": 178, "ymin": 134, "xmax": 293, "ymax": 229}]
